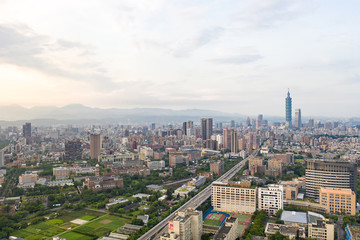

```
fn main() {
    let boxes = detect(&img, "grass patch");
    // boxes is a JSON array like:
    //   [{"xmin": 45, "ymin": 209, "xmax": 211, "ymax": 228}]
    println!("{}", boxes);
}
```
[
  {"xmin": 79, "ymin": 215, "xmax": 97, "ymax": 221},
  {"xmin": 203, "ymin": 219, "xmax": 221, "ymax": 226},
  {"xmin": 58, "ymin": 209, "xmax": 103, "ymax": 222},
  {"xmin": 59, "ymin": 231, "xmax": 96, "ymax": 240},
  {"xmin": 75, "ymin": 215, "xmax": 129, "ymax": 237},
  {"xmin": 12, "ymin": 221, "xmax": 66, "ymax": 239}
]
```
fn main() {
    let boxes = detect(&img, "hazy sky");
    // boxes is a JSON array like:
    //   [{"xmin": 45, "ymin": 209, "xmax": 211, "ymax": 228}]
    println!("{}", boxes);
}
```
[{"xmin": 0, "ymin": 0, "xmax": 359, "ymax": 117}]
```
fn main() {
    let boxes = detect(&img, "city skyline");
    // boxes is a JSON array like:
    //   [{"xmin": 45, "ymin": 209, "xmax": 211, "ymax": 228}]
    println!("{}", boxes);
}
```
[{"xmin": 0, "ymin": 1, "xmax": 360, "ymax": 118}]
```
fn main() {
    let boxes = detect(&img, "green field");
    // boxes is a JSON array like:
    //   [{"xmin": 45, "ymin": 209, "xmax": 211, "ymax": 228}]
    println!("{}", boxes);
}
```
[
  {"xmin": 58, "ymin": 209, "xmax": 104, "ymax": 222},
  {"xmin": 58, "ymin": 231, "xmax": 95, "ymax": 240},
  {"xmin": 12, "ymin": 220, "xmax": 66, "ymax": 240},
  {"xmin": 60, "ymin": 214, "xmax": 130, "ymax": 239},
  {"xmin": 79, "ymin": 215, "xmax": 97, "ymax": 221},
  {"xmin": 203, "ymin": 219, "xmax": 221, "ymax": 226},
  {"xmin": 12, "ymin": 210, "xmax": 107, "ymax": 240}
]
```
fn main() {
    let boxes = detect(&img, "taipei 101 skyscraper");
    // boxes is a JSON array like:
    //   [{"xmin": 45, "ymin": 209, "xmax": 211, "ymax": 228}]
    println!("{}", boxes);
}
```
[{"xmin": 285, "ymin": 90, "xmax": 292, "ymax": 129}]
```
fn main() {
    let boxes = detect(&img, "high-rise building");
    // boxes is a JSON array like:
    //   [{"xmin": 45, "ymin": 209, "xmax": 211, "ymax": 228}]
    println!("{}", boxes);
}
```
[
  {"xmin": 258, "ymin": 185, "xmax": 283, "ymax": 215},
  {"xmin": 211, "ymin": 181, "xmax": 257, "ymax": 214},
  {"xmin": 285, "ymin": 90, "xmax": 292, "ymax": 129},
  {"xmin": 305, "ymin": 159, "xmax": 357, "ymax": 199},
  {"xmin": 308, "ymin": 118, "xmax": 315, "ymax": 128},
  {"xmin": 151, "ymin": 123, "xmax": 156, "ymax": 130},
  {"xmin": 223, "ymin": 129, "xmax": 231, "ymax": 150},
  {"xmin": 183, "ymin": 121, "xmax": 194, "ymax": 136},
  {"xmin": 230, "ymin": 131, "xmax": 238, "ymax": 153},
  {"xmin": 0, "ymin": 150, "xmax": 4, "ymax": 167},
  {"xmin": 162, "ymin": 208, "xmax": 202, "ymax": 240},
  {"xmin": 294, "ymin": 109, "xmax": 301, "ymax": 129},
  {"xmin": 23, "ymin": 122, "xmax": 32, "ymax": 144},
  {"xmin": 256, "ymin": 114, "xmax": 263, "ymax": 129},
  {"xmin": 65, "ymin": 139, "xmax": 83, "ymax": 161},
  {"xmin": 230, "ymin": 120, "xmax": 235, "ymax": 128},
  {"xmin": 90, "ymin": 134, "xmax": 101, "ymax": 159},
  {"xmin": 246, "ymin": 117, "xmax": 251, "ymax": 127},
  {"xmin": 201, "ymin": 118, "xmax": 213, "ymax": 140}
]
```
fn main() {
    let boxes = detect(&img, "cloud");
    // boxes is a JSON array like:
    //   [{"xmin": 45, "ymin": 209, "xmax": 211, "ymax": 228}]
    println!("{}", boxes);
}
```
[
  {"xmin": 233, "ymin": 0, "xmax": 309, "ymax": 29},
  {"xmin": 172, "ymin": 26, "xmax": 224, "ymax": 57},
  {"xmin": 0, "ymin": 24, "xmax": 116, "ymax": 90},
  {"xmin": 209, "ymin": 54, "xmax": 263, "ymax": 65}
]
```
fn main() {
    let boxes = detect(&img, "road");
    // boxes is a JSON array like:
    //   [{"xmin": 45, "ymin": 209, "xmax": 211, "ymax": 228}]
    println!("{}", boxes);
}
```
[{"xmin": 138, "ymin": 151, "xmax": 256, "ymax": 240}]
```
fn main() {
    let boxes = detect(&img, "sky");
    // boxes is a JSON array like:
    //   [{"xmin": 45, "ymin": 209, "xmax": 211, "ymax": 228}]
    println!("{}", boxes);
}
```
[{"xmin": 0, "ymin": 0, "xmax": 359, "ymax": 117}]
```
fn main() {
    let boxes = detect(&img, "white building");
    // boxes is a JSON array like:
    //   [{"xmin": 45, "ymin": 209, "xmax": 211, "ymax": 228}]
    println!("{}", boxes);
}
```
[
  {"xmin": 187, "ymin": 176, "xmax": 206, "ymax": 188},
  {"xmin": 147, "ymin": 160, "xmax": 165, "ymax": 170},
  {"xmin": 258, "ymin": 184, "xmax": 283, "ymax": 215},
  {"xmin": 139, "ymin": 146, "xmax": 154, "ymax": 160}
]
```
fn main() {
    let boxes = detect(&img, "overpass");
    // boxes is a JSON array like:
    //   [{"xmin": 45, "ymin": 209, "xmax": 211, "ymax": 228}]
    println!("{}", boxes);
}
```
[{"xmin": 138, "ymin": 151, "xmax": 256, "ymax": 240}]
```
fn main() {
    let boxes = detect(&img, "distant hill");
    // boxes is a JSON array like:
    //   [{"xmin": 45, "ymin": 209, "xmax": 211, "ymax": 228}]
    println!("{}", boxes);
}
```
[{"xmin": 0, "ymin": 104, "xmax": 248, "ymax": 125}]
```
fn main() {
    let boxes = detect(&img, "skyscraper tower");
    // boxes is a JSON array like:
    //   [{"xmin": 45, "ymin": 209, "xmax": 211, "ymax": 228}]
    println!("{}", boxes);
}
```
[
  {"xmin": 90, "ymin": 133, "xmax": 101, "ymax": 159},
  {"xmin": 201, "ymin": 118, "xmax": 213, "ymax": 140},
  {"xmin": 285, "ymin": 90, "xmax": 292, "ymax": 129},
  {"xmin": 23, "ymin": 122, "xmax": 32, "ymax": 144},
  {"xmin": 295, "ymin": 109, "xmax": 301, "ymax": 129}
]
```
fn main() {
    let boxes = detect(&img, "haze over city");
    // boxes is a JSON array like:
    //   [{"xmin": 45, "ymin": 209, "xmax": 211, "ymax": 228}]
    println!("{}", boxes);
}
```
[{"xmin": 0, "ymin": 0, "xmax": 359, "ymax": 118}]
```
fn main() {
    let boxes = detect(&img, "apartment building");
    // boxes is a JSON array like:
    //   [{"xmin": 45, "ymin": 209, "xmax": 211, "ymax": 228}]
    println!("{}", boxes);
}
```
[
  {"xmin": 210, "ymin": 161, "xmax": 224, "ymax": 175},
  {"xmin": 258, "ymin": 185, "xmax": 283, "ymax": 215},
  {"xmin": 211, "ymin": 181, "xmax": 257, "ymax": 214}
]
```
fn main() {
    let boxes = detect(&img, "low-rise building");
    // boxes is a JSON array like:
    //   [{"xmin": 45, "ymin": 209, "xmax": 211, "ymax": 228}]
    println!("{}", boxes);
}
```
[
  {"xmin": 174, "ymin": 185, "xmax": 196, "ymax": 198},
  {"xmin": 308, "ymin": 219, "xmax": 335, "ymax": 240},
  {"xmin": 147, "ymin": 160, "xmax": 165, "ymax": 170},
  {"xmin": 265, "ymin": 223, "xmax": 306, "ymax": 239},
  {"xmin": 84, "ymin": 176, "xmax": 123, "ymax": 190},
  {"xmin": 53, "ymin": 167, "xmax": 70, "ymax": 179},
  {"xmin": 210, "ymin": 161, "xmax": 224, "ymax": 175},
  {"xmin": 187, "ymin": 176, "xmax": 206, "ymax": 188},
  {"xmin": 18, "ymin": 171, "xmax": 38, "ymax": 188}
]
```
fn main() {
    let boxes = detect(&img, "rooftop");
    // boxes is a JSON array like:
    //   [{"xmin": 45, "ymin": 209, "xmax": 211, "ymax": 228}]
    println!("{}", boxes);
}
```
[{"xmin": 281, "ymin": 211, "xmax": 307, "ymax": 224}]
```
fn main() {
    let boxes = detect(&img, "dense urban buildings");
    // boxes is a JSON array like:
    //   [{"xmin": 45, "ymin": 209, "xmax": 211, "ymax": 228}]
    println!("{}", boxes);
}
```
[{"xmin": 65, "ymin": 139, "xmax": 82, "ymax": 161}]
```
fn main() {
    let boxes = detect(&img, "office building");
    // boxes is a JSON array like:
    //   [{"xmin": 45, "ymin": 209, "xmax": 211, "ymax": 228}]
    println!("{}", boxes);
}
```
[
  {"xmin": 305, "ymin": 159, "xmax": 357, "ymax": 199},
  {"xmin": 258, "ymin": 184, "xmax": 283, "ymax": 215},
  {"xmin": 65, "ymin": 139, "xmax": 82, "ymax": 161},
  {"xmin": 294, "ymin": 109, "xmax": 301, "ymax": 129},
  {"xmin": 223, "ymin": 129, "xmax": 232, "ymax": 151},
  {"xmin": 256, "ymin": 114, "xmax": 263, "ymax": 129},
  {"xmin": 151, "ymin": 123, "xmax": 156, "ymax": 130},
  {"xmin": 201, "ymin": 118, "xmax": 213, "ymax": 140},
  {"xmin": 230, "ymin": 120, "xmax": 235, "ymax": 128},
  {"xmin": 23, "ymin": 122, "xmax": 31, "ymax": 144},
  {"xmin": 211, "ymin": 181, "xmax": 257, "ymax": 214},
  {"xmin": 319, "ymin": 187, "xmax": 356, "ymax": 215},
  {"xmin": 308, "ymin": 118, "xmax": 315, "ymax": 128},
  {"xmin": 90, "ymin": 133, "xmax": 101, "ymax": 159},
  {"xmin": 308, "ymin": 219, "xmax": 335, "ymax": 240},
  {"xmin": 230, "ymin": 131, "xmax": 238, "ymax": 153},
  {"xmin": 0, "ymin": 150, "xmax": 4, "ymax": 167},
  {"xmin": 162, "ymin": 208, "xmax": 202, "ymax": 240},
  {"xmin": 285, "ymin": 90, "xmax": 292, "ymax": 129},
  {"xmin": 182, "ymin": 121, "xmax": 194, "ymax": 136}
]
